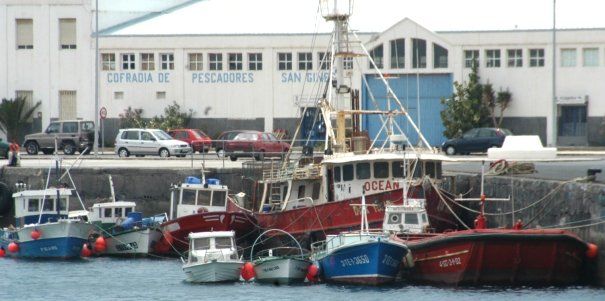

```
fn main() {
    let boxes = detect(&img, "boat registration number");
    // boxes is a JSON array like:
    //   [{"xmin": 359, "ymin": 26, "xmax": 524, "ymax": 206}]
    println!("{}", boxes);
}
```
[
  {"xmin": 382, "ymin": 254, "xmax": 399, "ymax": 268},
  {"xmin": 438, "ymin": 257, "xmax": 462, "ymax": 268},
  {"xmin": 341, "ymin": 254, "xmax": 370, "ymax": 267}
]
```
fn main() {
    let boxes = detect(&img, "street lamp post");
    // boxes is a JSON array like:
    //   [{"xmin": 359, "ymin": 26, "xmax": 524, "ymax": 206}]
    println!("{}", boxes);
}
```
[
  {"xmin": 94, "ymin": 0, "xmax": 100, "ymax": 156},
  {"xmin": 551, "ymin": 0, "xmax": 557, "ymax": 146}
]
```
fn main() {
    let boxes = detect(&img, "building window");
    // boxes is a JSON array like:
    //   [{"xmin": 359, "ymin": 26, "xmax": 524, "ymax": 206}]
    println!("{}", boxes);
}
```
[
  {"xmin": 15, "ymin": 91, "xmax": 34, "ymax": 116},
  {"xmin": 156, "ymin": 92, "xmax": 166, "ymax": 100},
  {"xmin": 59, "ymin": 90, "xmax": 77, "ymax": 120},
  {"xmin": 507, "ymin": 49, "xmax": 522, "ymax": 67},
  {"xmin": 121, "ymin": 54, "xmax": 135, "ymax": 70},
  {"xmin": 529, "ymin": 49, "xmax": 545, "ymax": 67},
  {"xmin": 486, "ymin": 49, "xmax": 501, "ymax": 67},
  {"xmin": 188, "ymin": 53, "xmax": 203, "ymax": 71},
  {"xmin": 140, "ymin": 53, "xmax": 155, "ymax": 71},
  {"xmin": 114, "ymin": 91, "xmax": 124, "ymax": 100},
  {"xmin": 278, "ymin": 52, "xmax": 292, "ymax": 70},
  {"xmin": 16, "ymin": 19, "xmax": 33, "ymax": 49},
  {"xmin": 433, "ymin": 43, "xmax": 448, "ymax": 68},
  {"xmin": 464, "ymin": 50, "xmax": 479, "ymax": 68},
  {"xmin": 390, "ymin": 39, "xmax": 405, "ymax": 69},
  {"xmin": 209, "ymin": 53, "xmax": 223, "ymax": 70},
  {"xmin": 560, "ymin": 49, "xmax": 576, "ymax": 67},
  {"xmin": 318, "ymin": 52, "xmax": 331, "ymax": 70},
  {"xmin": 412, "ymin": 39, "xmax": 426, "ymax": 68},
  {"xmin": 101, "ymin": 53, "xmax": 116, "ymax": 71},
  {"xmin": 298, "ymin": 52, "xmax": 313, "ymax": 70},
  {"xmin": 228, "ymin": 53, "xmax": 242, "ymax": 70},
  {"xmin": 248, "ymin": 53, "xmax": 262, "ymax": 70},
  {"xmin": 583, "ymin": 48, "xmax": 599, "ymax": 67},
  {"xmin": 160, "ymin": 53, "xmax": 174, "ymax": 70},
  {"xmin": 343, "ymin": 57, "xmax": 353, "ymax": 70},
  {"xmin": 369, "ymin": 44, "xmax": 384, "ymax": 69},
  {"xmin": 59, "ymin": 18, "xmax": 76, "ymax": 49}
]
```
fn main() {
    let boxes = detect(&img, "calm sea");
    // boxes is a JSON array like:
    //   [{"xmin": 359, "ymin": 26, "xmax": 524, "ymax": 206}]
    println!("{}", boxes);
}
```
[{"xmin": 1, "ymin": 257, "xmax": 603, "ymax": 301}]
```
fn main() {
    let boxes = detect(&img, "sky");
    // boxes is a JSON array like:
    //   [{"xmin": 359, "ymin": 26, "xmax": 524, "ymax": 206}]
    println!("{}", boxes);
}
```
[{"xmin": 112, "ymin": 0, "xmax": 605, "ymax": 35}]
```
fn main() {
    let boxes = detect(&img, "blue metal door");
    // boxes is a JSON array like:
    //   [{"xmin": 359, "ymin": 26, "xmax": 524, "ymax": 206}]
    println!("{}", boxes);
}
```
[{"xmin": 361, "ymin": 73, "xmax": 452, "ymax": 147}]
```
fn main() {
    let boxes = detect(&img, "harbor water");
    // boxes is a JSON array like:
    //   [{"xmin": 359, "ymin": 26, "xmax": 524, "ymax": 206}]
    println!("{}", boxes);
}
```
[{"xmin": 1, "ymin": 257, "xmax": 603, "ymax": 301}]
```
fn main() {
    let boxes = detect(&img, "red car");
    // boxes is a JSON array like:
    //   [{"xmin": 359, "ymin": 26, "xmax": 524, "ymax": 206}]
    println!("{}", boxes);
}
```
[
  {"xmin": 167, "ymin": 129, "xmax": 212, "ymax": 153},
  {"xmin": 214, "ymin": 130, "xmax": 290, "ymax": 161}
]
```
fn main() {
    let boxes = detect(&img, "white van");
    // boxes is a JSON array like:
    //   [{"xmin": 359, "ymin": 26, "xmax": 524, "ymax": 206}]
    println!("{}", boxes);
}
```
[{"xmin": 114, "ymin": 128, "xmax": 192, "ymax": 158}]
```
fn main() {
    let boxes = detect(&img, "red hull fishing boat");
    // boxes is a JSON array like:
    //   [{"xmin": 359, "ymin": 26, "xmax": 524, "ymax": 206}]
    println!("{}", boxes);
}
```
[
  {"xmin": 231, "ymin": 0, "xmax": 462, "ymax": 244},
  {"xmin": 153, "ymin": 177, "xmax": 259, "ymax": 256}
]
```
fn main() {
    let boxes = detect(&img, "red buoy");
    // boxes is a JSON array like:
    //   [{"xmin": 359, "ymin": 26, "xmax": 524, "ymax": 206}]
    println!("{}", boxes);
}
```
[
  {"xmin": 241, "ymin": 262, "xmax": 255, "ymax": 281},
  {"xmin": 0, "ymin": 247, "xmax": 5, "ymax": 257},
  {"xmin": 81, "ymin": 244, "xmax": 92, "ymax": 257},
  {"xmin": 94, "ymin": 236, "xmax": 107, "ymax": 253},
  {"xmin": 586, "ymin": 243, "xmax": 599, "ymax": 259},
  {"xmin": 30, "ymin": 229, "xmax": 41, "ymax": 240},
  {"xmin": 306, "ymin": 264, "xmax": 319, "ymax": 282},
  {"xmin": 8, "ymin": 242, "xmax": 19, "ymax": 253}
]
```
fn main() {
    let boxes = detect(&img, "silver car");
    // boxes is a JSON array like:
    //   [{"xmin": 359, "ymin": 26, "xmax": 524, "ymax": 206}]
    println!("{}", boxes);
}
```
[{"xmin": 114, "ymin": 128, "xmax": 192, "ymax": 158}]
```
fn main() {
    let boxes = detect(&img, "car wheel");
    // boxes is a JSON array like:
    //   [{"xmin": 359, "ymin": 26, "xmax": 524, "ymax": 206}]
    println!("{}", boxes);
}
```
[
  {"xmin": 25, "ymin": 142, "xmax": 39, "ymax": 155},
  {"xmin": 445, "ymin": 146, "xmax": 456, "ymax": 156},
  {"xmin": 118, "ymin": 148, "xmax": 130, "ymax": 158},
  {"xmin": 159, "ymin": 148, "xmax": 170, "ymax": 158},
  {"xmin": 255, "ymin": 150, "xmax": 265, "ymax": 161},
  {"xmin": 63, "ymin": 142, "xmax": 76, "ymax": 155},
  {"xmin": 216, "ymin": 148, "xmax": 225, "ymax": 158},
  {"xmin": 229, "ymin": 155, "xmax": 237, "ymax": 161}
]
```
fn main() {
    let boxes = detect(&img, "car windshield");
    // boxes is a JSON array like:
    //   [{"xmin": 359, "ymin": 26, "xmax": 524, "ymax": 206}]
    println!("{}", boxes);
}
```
[
  {"xmin": 192, "ymin": 129, "xmax": 207, "ymax": 139},
  {"xmin": 152, "ymin": 130, "xmax": 173, "ymax": 140}
]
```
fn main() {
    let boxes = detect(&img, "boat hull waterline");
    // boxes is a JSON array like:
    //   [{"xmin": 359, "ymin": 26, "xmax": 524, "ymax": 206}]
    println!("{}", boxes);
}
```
[
  {"xmin": 253, "ymin": 258, "xmax": 311, "ymax": 284},
  {"xmin": 183, "ymin": 261, "xmax": 244, "ymax": 283}
]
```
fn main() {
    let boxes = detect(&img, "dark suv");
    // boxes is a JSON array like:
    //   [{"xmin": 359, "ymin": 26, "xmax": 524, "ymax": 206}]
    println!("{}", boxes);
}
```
[
  {"xmin": 441, "ymin": 127, "xmax": 512, "ymax": 155},
  {"xmin": 214, "ymin": 130, "xmax": 290, "ymax": 161},
  {"xmin": 23, "ymin": 120, "xmax": 95, "ymax": 155}
]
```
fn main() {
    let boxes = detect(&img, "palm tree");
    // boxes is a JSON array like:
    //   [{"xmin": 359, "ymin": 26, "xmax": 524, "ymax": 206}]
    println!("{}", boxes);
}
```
[{"xmin": 0, "ymin": 97, "xmax": 41, "ymax": 144}]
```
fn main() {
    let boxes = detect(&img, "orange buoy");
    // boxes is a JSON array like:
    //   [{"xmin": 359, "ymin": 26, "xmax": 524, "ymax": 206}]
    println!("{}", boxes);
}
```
[
  {"xmin": 241, "ymin": 262, "xmax": 255, "ymax": 281},
  {"xmin": 586, "ymin": 243, "xmax": 599, "ymax": 259},
  {"xmin": 30, "ymin": 229, "xmax": 41, "ymax": 240},
  {"xmin": 94, "ymin": 236, "xmax": 107, "ymax": 252},
  {"xmin": 0, "ymin": 247, "xmax": 5, "ymax": 257},
  {"xmin": 81, "ymin": 244, "xmax": 92, "ymax": 257},
  {"xmin": 306, "ymin": 264, "xmax": 319, "ymax": 282},
  {"xmin": 8, "ymin": 242, "xmax": 19, "ymax": 253}
]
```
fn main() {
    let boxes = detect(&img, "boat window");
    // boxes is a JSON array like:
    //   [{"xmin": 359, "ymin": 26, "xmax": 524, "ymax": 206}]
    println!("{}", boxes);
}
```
[
  {"xmin": 194, "ymin": 238, "xmax": 210, "ymax": 250},
  {"xmin": 356, "ymin": 163, "xmax": 370, "ymax": 180},
  {"xmin": 297, "ymin": 185, "xmax": 306, "ymax": 199},
  {"xmin": 435, "ymin": 162, "xmax": 442, "ymax": 179},
  {"xmin": 125, "ymin": 207, "xmax": 133, "ymax": 216},
  {"xmin": 392, "ymin": 161, "xmax": 403, "ymax": 177},
  {"xmin": 212, "ymin": 191, "xmax": 226, "ymax": 207},
  {"xmin": 115, "ymin": 207, "xmax": 123, "ymax": 217},
  {"xmin": 421, "ymin": 213, "xmax": 427, "ymax": 223},
  {"xmin": 312, "ymin": 182, "xmax": 320, "ymax": 199},
  {"xmin": 28, "ymin": 199, "xmax": 39, "ymax": 212},
  {"xmin": 58, "ymin": 198, "xmax": 66, "ymax": 211},
  {"xmin": 104, "ymin": 208, "xmax": 112, "ymax": 218},
  {"xmin": 425, "ymin": 161, "xmax": 436, "ymax": 178},
  {"xmin": 373, "ymin": 162, "xmax": 389, "ymax": 179},
  {"xmin": 342, "ymin": 164, "xmax": 354, "ymax": 181},
  {"xmin": 334, "ymin": 166, "xmax": 341, "ymax": 182},
  {"xmin": 181, "ymin": 190, "xmax": 196, "ymax": 205},
  {"xmin": 42, "ymin": 198, "xmax": 54, "ymax": 211},
  {"xmin": 405, "ymin": 213, "xmax": 419, "ymax": 225},
  {"xmin": 215, "ymin": 237, "xmax": 232, "ymax": 249},
  {"xmin": 412, "ymin": 160, "xmax": 422, "ymax": 178},
  {"xmin": 198, "ymin": 190, "xmax": 211, "ymax": 206}
]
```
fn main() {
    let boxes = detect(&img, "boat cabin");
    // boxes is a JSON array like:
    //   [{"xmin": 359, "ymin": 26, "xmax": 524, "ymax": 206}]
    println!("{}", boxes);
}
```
[
  {"xmin": 12, "ymin": 188, "xmax": 72, "ymax": 227},
  {"xmin": 89, "ymin": 201, "xmax": 136, "ymax": 225},
  {"xmin": 186, "ymin": 231, "xmax": 239, "ymax": 263},
  {"xmin": 172, "ymin": 177, "xmax": 229, "ymax": 219},
  {"xmin": 382, "ymin": 201, "xmax": 430, "ymax": 234}
]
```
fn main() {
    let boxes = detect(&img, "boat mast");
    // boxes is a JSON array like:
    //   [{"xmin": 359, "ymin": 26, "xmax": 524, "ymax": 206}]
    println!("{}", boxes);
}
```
[{"xmin": 55, "ymin": 138, "xmax": 61, "ymax": 218}]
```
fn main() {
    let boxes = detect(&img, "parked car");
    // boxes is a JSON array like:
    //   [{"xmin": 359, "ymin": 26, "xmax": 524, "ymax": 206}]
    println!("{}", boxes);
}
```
[
  {"xmin": 114, "ymin": 128, "xmax": 192, "ymax": 158},
  {"xmin": 214, "ymin": 130, "xmax": 290, "ymax": 161},
  {"xmin": 167, "ymin": 129, "xmax": 212, "ymax": 153},
  {"xmin": 23, "ymin": 120, "xmax": 95, "ymax": 155},
  {"xmin": 441, "ymin": 127, "xmax": 512, "ymax": 155}
]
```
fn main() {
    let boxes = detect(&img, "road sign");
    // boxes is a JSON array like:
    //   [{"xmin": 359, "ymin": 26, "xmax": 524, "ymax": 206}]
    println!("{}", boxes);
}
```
[{"xmin": 100, "ymin": 107, "xmax": 107, "ymax": 119}]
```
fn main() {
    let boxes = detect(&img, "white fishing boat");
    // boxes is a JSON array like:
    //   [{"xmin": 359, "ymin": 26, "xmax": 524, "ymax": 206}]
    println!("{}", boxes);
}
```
[
  {"xmin": 182, "ymin": 231, "xmax": 243, "ymax": 283},
  {"xmin": 249, "ymin": 229, "xmax": 311, "ymax": 284}
]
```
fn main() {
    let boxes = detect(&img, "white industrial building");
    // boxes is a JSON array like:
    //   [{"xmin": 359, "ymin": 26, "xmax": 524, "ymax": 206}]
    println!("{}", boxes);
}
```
[{"xmin": 1, "ymin": 0, "xmax": 604, "ymax": 146}]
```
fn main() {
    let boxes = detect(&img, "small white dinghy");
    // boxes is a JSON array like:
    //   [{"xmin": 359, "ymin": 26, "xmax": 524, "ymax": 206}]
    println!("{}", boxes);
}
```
[{"xmin": 182, "ymin": 231, "xmax": 243, "ymax": 283}]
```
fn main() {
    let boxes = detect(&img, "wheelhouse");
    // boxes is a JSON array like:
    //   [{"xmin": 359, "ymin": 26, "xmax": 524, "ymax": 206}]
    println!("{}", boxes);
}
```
[
  {"xmin": 187, "ymin": 231, "xmax": 239, "ymax": 263},
  {"xmin": 12, "ymin": 188, "xmax": 72, "ymax": 226},
  {"xmin": 90, "ymin": 201, "xmax": 136, "ymax": 225},
  {"xmin": 172, "ymin": 177, "xmax": 229, "ymax": 219}
]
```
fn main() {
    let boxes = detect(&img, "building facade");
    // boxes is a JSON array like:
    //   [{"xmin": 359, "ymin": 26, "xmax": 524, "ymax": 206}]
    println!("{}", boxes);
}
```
[{"xmin": 2, "ymin": 0, "xmax": 604, "ymax": 146}]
